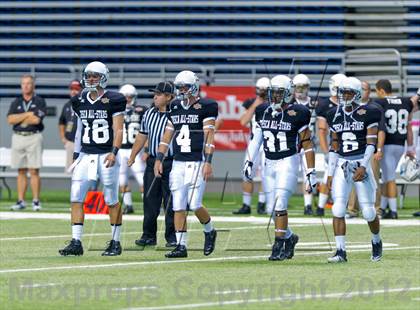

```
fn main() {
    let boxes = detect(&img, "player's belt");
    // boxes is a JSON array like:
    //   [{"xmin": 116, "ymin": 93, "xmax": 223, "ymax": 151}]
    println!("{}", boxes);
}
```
[{"xmin": 14, "ymin": 131, "xmax": 40, "ymax": 136}]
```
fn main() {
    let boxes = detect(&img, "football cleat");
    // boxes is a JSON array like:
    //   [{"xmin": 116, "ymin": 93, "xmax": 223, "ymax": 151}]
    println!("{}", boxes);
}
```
[
  {"xmin": 327, "ymin": 249, "xmax": 347, "ymax": 263},
  {"xmin": 102, "ymin": 240, "xmax": 122, "ymax": 256},
  {"xmin": 269, "ymin": 238, "xmax": 286, "ymax": 261},
  {"xmin": 316, "ymin": 207, "xmax": 325, "ymax": 217},
  {"xmin": 123, "ymin": 205, "xmax": 134, "ymax": 214},
  {"xmin": 165, "ymin": 244, "xmax": 188, "ymax": 258},
  {"xmin": 233, "ymin": 204, "xmax": 251, "ymax": 215},
  {"xmin": 382, "ymin": 210, "xmax": 398, "ymax": 219},
  {"xmin": 32, "ymin": 200, "xmax": 41, "ymax": 212},
  {"xmin": 10, "ymin": 201, "xmax": 25, "ymax": 211},
  {"xmin": 304, "ymin": 205, "xmax": 313, "ymax": 215},
  {"xmin": 59, "ymin": 239, "xmax": 83, "ymax": 256},
  {"xmin": 371, "ymin": 241, "xmax": 383, "ymax": 262},
  {"xmin": 165, "ymin": 240, "xmax": 177, "ymax": 248},
  {"xmin": 257, "ymin": 202, "xmax": 266, "ymax": 215},
  {"xmin": 135, "ymin": 237, "xmax": 157, "ymax": 246},
  {"xmin": 203, "ymin": 230, "xmax": 217, "ymax": 256},
  {"xmin": 284, "ymin": 234, "xmax": 299, "ymax": 259}
]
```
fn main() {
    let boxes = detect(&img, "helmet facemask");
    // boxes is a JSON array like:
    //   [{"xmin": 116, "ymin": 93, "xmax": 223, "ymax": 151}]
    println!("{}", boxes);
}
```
[
  {"xmin": 83, "ymin": 71, "xmax": 107, "ymax": 92},
  {"xmin": 294, "ymin": 84, "xmax": 309, "ymax": 101},
  {"xmin": 271, "ymin": 87, "xmax": 292, "ymax": 111},
  {"xmin": 338, "ymin": 88, "xmax": 359, "ymax": 110},
  {"xmin": 175, "ymin": 83, "xmax": 198, "ymax": 109}
]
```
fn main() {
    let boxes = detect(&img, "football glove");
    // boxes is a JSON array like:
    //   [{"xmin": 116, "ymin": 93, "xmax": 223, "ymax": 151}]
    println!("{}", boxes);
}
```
[
  {"xmin": 305, "ymin": 169, "xmax": 318, "ymax": 193},
  {"xmin": 243, "ymin": 160, "xmax": 254, "ymax": 181}
]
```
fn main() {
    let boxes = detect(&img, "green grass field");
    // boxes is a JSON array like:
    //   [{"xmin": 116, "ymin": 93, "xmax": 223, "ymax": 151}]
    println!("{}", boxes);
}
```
[{"xmin": 0, "ymin": 192, "xmax": 419, "ymax": 309}]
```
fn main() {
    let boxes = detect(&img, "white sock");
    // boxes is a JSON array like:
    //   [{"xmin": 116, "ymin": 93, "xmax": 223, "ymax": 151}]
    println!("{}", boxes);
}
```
[
  {"xmin": 285, "ymin": 227, "xmax": 293, "ymax": 239},
  {"xmin": 243, "ymin": 192, "xmax": 252, "ymax": 206},
  {"xmin": 335, "ymin": 235, "xmax": 346, "ymax": 251},
  {"xmin": 258, "ymin": 191, "xmax": 265, "ymax": 203},
  {"xmin": 388, "ymin": 198, "xmax": 397, "ymax": 212},
  {"xmin": 203, "ymin": 220, "xmax": 214, "ymax": 233},
  {"xmin": 72, "ymin": 224, "xmax": 83, "ymax": 241},
  {"xmin": 372, "ymin": 233, "xmax": 381, "ymax": 244},
  {"xmin": 380, "ymin": 196, "xmax": 388, "ymax": 210},
  {"xmin": 123, "ymin": 192, "xmax": 133, "ymax": 206},
  {"xmin": 304, "ymin": 194, "xmax": 313, "ymax": 206},
  {"xmin": 111, "ymin": 224, "xmax": 121, "ymax": 242},
  {"xmin": 176, "ymin": 231, "xmax": 188, "ymax": 246},
  {"xmin": 318, "ymin": 193, "xmax": 328, "ymax": 209}
]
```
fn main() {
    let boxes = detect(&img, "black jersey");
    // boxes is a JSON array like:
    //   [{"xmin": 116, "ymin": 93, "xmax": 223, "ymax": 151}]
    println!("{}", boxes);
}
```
[
  {"xmin": 168, "ymin": 98, "xmax": 218, "ymax": 161},
  {"xmin": 375, "ymin": 96, "xmax": 413, "ymax": 146},
  {"xmin": 71, "ymin": 90, "xmax": 126, "ymax": 154},
  {"xmin": 326, "ymin": 105, "xmax": 381, "ymax": 157},
  {"xmin": 293, "ymin": 96, "xmax": 317, "ymax": 137},
  {"xmin": 254, "ymin": 103, "xmax": 311, "ymax": 160},
  {"xmin": 315, "ymin": 97, "xmax": 338, "ymax": 120},
  {"xmin": 121, "ymin": 104, "xmax": 147, "ymax": 149}
]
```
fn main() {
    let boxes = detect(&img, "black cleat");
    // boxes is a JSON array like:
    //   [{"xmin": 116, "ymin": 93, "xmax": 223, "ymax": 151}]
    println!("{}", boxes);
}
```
[
  {"xmin": 371, "ymin": 241, "xmax": 383, "ymax": 262},
  {"xmin": 102, "ymin": 240, "xmax": 122, "ymax": 256},
  {"xmin": 327, "ymin": 249, "xmax": 347, "ymax": 263},
  {"xmin": 203, "ymin": 230, "xmax": 217, "ymax": 256},
  {"xmin": 269, "ymin": 238, "xmax": 286, "ymax": 261},
  {"xmin": 316, "ymin": 207, "xmax": 325, "ymax": 217},
  {"xmin": 135, "ymin": 237, "xmax": 157, "ymax": 246},
  {"xmin": 233, "ymin": 204, "xmax": 251, "ymax": 215},
  {"xmin": 59, "ymin": 239, "xmax": 83, "ymax": 256},
  {"xmin": 284, "ymin": 234, "xmax": 299, "ymax": 259},
  {"xmin": 257, "ymin": 202, "xmax": 266, "ymax": 215},
  {"xmin": 123, "ymin": 205, "xmax": 134, "ymax": 214},
  {"xmin": 304, "ymin": 205, "xmax": 313, "ymax": 215},
  {"xmin": 382, "ymin": 210, "xmax": 398, "ymax": 219},
  {"xmin": 165, "ymin": 244, "xmax": 188, "ymax": 258},
  {"xmin": 165, "ymin": 240, "xmax": 177, "ymax": 248}
]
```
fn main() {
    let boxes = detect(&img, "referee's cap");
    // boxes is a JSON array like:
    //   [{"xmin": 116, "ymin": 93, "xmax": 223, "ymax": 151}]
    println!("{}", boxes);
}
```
[{"xmin": 148, "ymin": 81, "xmax": 174, "ymax": 95}]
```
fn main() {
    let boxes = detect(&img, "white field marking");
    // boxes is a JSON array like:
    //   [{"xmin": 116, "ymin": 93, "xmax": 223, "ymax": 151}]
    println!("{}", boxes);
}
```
[
  {"xmin": 1, "ymin": 212, "xmax": 419, "ymax": 227},
  {"xmin": 263, "ymin": 242, "xmax": 399, "ymax": 249},
  {"xmin": 0, "ymin": 246, "xmax": 418, "ymax": 275},
  {"xmin": 214, "ymin": 289, "xmax": 249, "ymax": 295},
  {"xmin": 123, "ymin": 287, "xmax": 420, "ymax": 310},
  {"xmin": 113, "ymin": 286, "xmax": 158, "ymax": 292},
  {"xmin": 19, "ymin": 283, "xmax": 58, "ymax": 288},
  {"xmin": 412, "ymin": 297, "xmax": 420, "ymax": 301}
]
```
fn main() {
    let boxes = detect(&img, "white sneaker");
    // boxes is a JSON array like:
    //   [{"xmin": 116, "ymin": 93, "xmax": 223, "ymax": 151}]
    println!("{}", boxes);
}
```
[
  {"xmin": 327, "ymin": 249, "xmax": 347, "ymax": 263},
  {"xmin": 10, "ymin": 201, "xmax": 25, "ymax": 211},
  {"xmin": 32, "ymin": 201, "xmax": 42, "ymax": 211}
]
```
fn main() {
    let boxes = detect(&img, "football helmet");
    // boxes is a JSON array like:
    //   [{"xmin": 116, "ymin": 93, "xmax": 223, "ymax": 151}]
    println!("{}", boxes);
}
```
[
  {"xmin": 119, "ymin": 84, "xmax": 137, "ymax": 105},
  {"xmin": 255, "ymin": 77, "xmax": 270, "ymax": 98},
  {"xmin": 174, "ymin": 70, "xmax": 199, "ymax": 101},
  {"xmin": 329, "ymin": 73, "xmax": 346, "ymax": 97},
  {"xmin": 82, "ymin": 61, "xmax": 109, "ymax": 91},
  {"xmin": 399, "ymin": 157, "xmax": 420, "ymax": 182},
  {"xmin": 270, "ymin": 75, "xmax": 293, "ymax": 110},
  {"xmin": 293, "ymin": 74, "xmax": 311, "ymax": 100},
  {"xmin": 338, "ymin": 77, "xmax": 362, "ymax": 108}
]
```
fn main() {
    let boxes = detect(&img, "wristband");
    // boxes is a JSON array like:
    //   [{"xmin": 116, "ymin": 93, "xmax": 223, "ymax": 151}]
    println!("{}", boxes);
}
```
[
  {"xmin": 73, "ymin": 152, "xmax": 80, "ymax": 160},
  {"xmin": 204, "ymin": 153, "xmax": 213, "ymax": 164},
  {"xmin": 111, "ymin": 146, "xmax": 119, "ymax": 156},
  {"xmin": 144, "ymin": 146, "xmax": 149, "ymax": 154},
  {"xmin": 156, "ymin": 152, "xmax": 165, "ymax": 161}
]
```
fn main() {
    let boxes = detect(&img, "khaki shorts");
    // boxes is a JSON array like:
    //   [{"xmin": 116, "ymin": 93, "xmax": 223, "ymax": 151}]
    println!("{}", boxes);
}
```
[
  {"xmin": 64, "ymin": 141, "xmax": 74, "ymax": 172},
  {"xmin": 11, "ymin": 133, "xmax": 43, "ymax": 169}
]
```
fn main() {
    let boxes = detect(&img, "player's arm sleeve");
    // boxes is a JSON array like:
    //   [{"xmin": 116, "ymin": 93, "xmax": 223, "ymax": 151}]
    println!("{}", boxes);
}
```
[
  {"xmin": 112, "ymin": 96, "xmax": 126, "ymax": 117},
  {"xmin": 202, "ymin": 101, "xmax": 218, "ymax": 124},
  {"xmin": 71, "ymin": 96, "xmax": 80, "ymax": 117},
  {"xmin": 245, "ymin": 125, "xmax": 263, "ymax": 162}
]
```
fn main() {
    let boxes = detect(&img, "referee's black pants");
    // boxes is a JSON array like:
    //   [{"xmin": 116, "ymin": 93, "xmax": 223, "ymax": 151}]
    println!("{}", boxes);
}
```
[{"xmin": 141, "ymin": 156, "xmax": 175, "ymax": 243}]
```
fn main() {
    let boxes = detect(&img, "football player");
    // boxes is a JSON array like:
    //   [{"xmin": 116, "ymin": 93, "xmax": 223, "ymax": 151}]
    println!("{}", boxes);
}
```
[
  {"xmin": 59, "ymin": 61, "xmax": 126, "ymax": 256},
  {"xmin": 293, "ymin": 74, "xmax": 317, "ymax": 215},
  {"xmin": 118, "ymin": 84, "xmax": 148, "ymax": 214},
  {"xmin": 244, "ymin": 75, "xmax": 317, "ymax": 261},
  {"xmin": 374, "ymin": 79, "xmax": 415, "ymax": 219},
  {"xmin": 314, "ymin": 73, "xmax": 346, "ymax": 216},
  {"xmin": 326, "ymin": 77, "xmax": 383, "ymax": 263},
  {"xmin": 154, "ymin": 70, "xmax": 217, "ymax": 258},
  {"xmin": 233, "ymin": 77, "xmax": 270, "ymax": 215}
]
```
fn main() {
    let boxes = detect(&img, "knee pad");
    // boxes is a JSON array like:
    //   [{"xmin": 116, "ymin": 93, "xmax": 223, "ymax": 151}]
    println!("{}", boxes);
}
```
[
  {"xmin": 70, "ymin": 180, "xmax": 90, "ymax": 203},
  {"xmin": 332, "ymin": 199, "xmax": 346, "ymax": 218},
  {"xmin": 360, "ymin": 203, "xmax": 376, "ymax": 222},
  {"xmin": 103, "ymin": 184, "xmax": 119, "ymax": 206},
  {"xmin": 273, "ymin": 189, "xmax": 290, "ymax": 212}
]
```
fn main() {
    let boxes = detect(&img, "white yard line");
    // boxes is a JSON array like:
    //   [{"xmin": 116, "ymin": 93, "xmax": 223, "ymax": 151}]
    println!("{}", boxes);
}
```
[
  {"xmin": 213, "ymin": 289, "xmax": 249, "ymax": 295},
  {"xmin": 0, "ymin": 246, "xmax": 418, "ymax": 275},
  {"xmin": 19, "ymin": 283, "xmax": 59, "ymax": 288},
  {"xmin": 123, "ymin": 287, "xmax": 420, "ymax": 310},
  {"xmin": 113, "ymin": 286, "xmax": 158, "ymax": 292},
  {"xmin": 1, "ymin": 211, "xmax": 419, "ymax": 226}
]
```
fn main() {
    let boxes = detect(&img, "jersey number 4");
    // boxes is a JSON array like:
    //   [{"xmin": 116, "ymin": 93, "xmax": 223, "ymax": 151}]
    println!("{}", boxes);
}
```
[
  {"xmin": 82, "ymin": 119, "xmax": 110, "ymax": 144},
  {"xmin": 176, "ymin": 124, "xmax": 192, "ymax": 153}
]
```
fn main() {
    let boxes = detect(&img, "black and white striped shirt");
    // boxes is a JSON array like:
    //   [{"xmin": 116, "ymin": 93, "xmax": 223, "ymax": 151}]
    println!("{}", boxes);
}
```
[{"xmin": 139, "ymin": 107, "xmax": 173, "ymax": 158}]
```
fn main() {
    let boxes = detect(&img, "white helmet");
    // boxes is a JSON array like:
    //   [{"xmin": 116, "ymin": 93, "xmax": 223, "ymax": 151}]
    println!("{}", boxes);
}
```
[
  {"xmin": 400, "ymin": 157, "xmax": 420, "ymax": 182},
  {"xmin": 82, "ymin": 61, "xmax": 109, "ymax": 91},
  {"xmin": 329, "ymin": 73, "xmax": 346, "ymax": 97},
  {"xmin": 174, "ymin": 70, "xmax": 200, "ymax": 99},
  {"xmin": 119, "ymin": 84, "xmax": 137, "ymax": 105},
  {"xmin": 255, "ymin": 77, "xmax": 270, "ymax": 97},
  {"xmin": 338, "ymin": 77, "xmax": 362, "ymax": 108},
  {"xmin": 270, "ymin": 75, "xmax": 293, "ymax": 109},
  {"xmin": 293, "ymin": 74, "xmax": 311, "ymax": 100}
]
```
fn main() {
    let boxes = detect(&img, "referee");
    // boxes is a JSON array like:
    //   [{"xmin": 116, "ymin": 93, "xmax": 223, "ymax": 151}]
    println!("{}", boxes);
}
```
[{"xmin": 128, "ymin": 81, "xmax": 176, "ymax": 247}]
